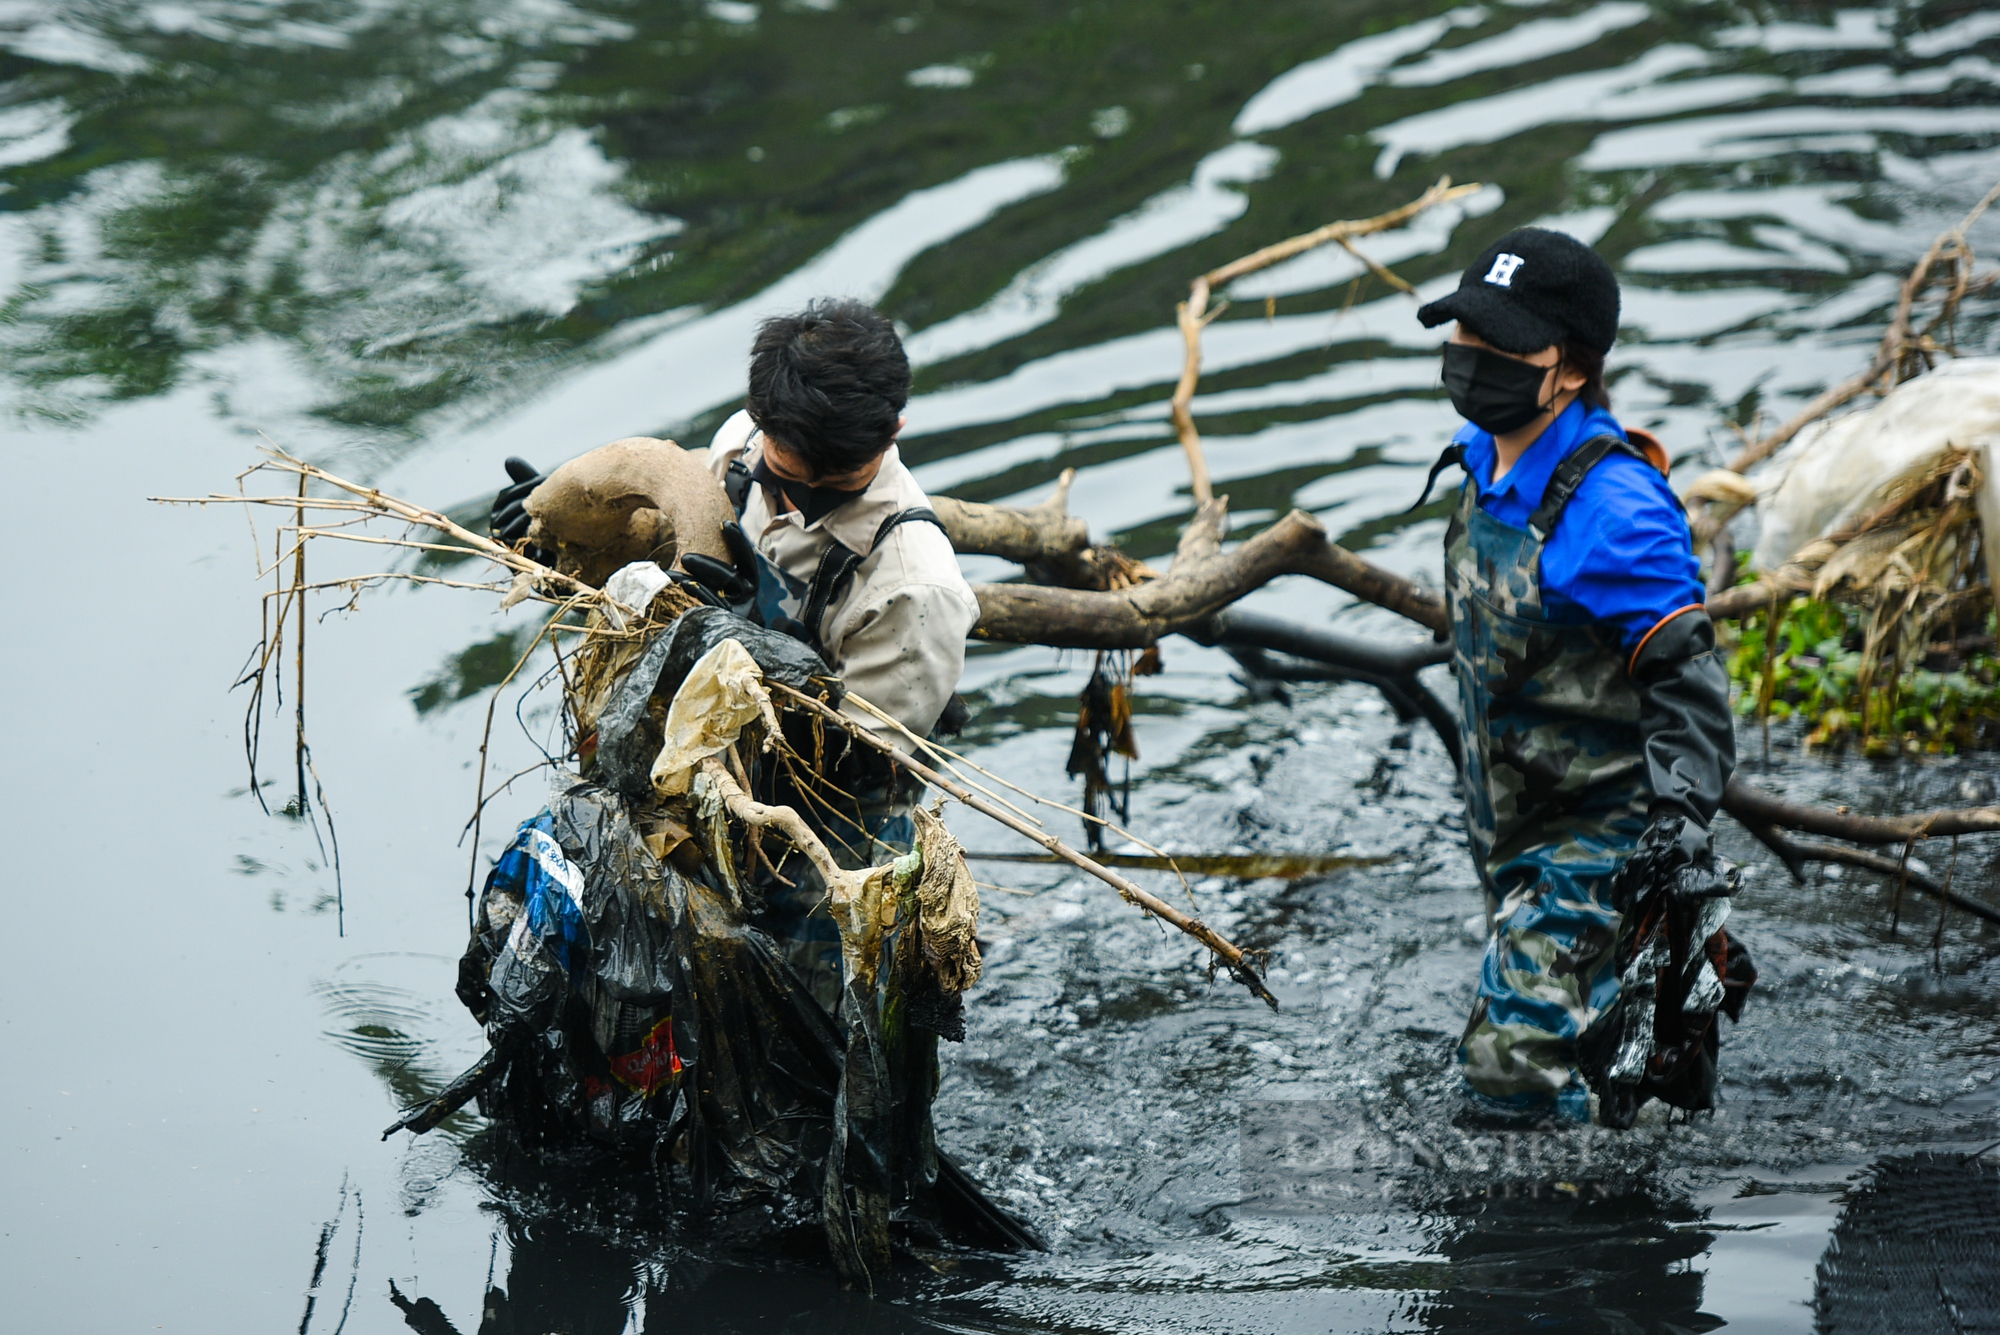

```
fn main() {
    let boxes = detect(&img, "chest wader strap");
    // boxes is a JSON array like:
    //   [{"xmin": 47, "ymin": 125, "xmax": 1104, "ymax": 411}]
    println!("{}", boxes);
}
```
[
  {"xmin": 1404, "ymin": 443, "xmax": 1466, "ymax": 514},
  {"xmin": 1526, "ymin": 433, "xmax": 1655, "ymax": 542},
  {"xmin": 799, "ymin": 507, "xmax": 949, "ymax": 659},
  {"xmin": 724, "ymin": 456, "xmax": 754, "ymax": 516}
]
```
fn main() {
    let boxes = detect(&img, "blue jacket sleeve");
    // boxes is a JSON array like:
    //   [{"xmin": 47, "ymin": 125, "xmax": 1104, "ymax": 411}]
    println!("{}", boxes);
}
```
[{"xmin": 1539, "ymin": 453, "xmax": 1703, "ymax": 654}]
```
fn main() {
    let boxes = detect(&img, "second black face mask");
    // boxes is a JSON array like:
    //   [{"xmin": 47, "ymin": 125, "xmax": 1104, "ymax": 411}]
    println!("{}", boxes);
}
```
[
  {"xmin": 1442, "ymin": 342, "xmax": 1554, "ymax": 436},
  {"xmin": 751, "ymin": 458, "xmax": 868, "ymax": 526}
]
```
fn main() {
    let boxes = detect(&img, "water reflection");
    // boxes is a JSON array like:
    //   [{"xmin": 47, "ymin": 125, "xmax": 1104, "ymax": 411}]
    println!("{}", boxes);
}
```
[
  {"xmin": 10, "ymin": 0, "xmax": 2000, "ymax": 1329},
  {"xmin": 1415, "ymin": 1192, "xmax": 1718, "ymax": 1334},
  {"xmin": 382, "ymin": 1211, "xmax": 1007, "ymax": 1335},
  {"xmin": 9, "ymin": 0, "xmax": 1997, "ymax": 497}
]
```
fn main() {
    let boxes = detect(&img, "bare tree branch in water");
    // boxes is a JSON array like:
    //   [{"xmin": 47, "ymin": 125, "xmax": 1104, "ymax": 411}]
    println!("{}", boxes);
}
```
[
  {"xmin": 1735, "ymin": 819, "xmax": 2000, "ymax": 926},
  {"xmin": 1168, "ymin": 176, "xmax": 1485, "ymax": 504},
  {"xmin": 1724, "ymin": 776, "xmax": 2000, "ymax": 845},
  {"xmin": 932, "ymin": 469, "xmax": 1153, "ymax": 592},
  {"xmin": 1725, "ymin": 178, "xmax": 2000, "ymax": 475},
  {"xmin": 953, "ymin": 499, "xmax": 1445, "ymax": 646}
]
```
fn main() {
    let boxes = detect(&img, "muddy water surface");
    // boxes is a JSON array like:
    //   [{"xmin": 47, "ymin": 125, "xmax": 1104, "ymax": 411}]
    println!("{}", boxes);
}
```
[{"xmin": 6, "ymin": 2, "xmax": 2000, "ymax": 1330}]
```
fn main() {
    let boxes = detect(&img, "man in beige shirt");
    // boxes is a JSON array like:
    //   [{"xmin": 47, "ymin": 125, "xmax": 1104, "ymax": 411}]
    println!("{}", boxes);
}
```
[
  {"xmin": 703, "ymin": 406, "xmax": 977, "ymax": 744},
  {"xmin": 694, "ymin": 299, "xmax": 979, "ymax": 1008},
  {"xmin": 493, "ymin": 300, "xmax": 977, "ymax": 1010}
]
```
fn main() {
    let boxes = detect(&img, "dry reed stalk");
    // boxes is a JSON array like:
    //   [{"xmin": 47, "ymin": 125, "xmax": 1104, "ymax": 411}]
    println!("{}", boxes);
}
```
[
  {"xmin": 842, "ymin": 690, "xmax": 1199, "ymax": 905},
  {"xmin": 165, "ymin": 449, "xmax": 1252, "ymax": 975},
  {"xmin": 294, "ymin": 469, "xmax": 308, "ymax": 819},
  {"xmin": 1933, "ymin": 837, "xmax": 1958, "ymax": 968},
  {"xmin": 772, "ymin": 683, "xmax": 1278, "ymax": 1008},
  {"xmin": 462, "ymin": 598, "xmax": 595, "ymax": 907},
  {"xmin": 156, "ymin": 448, "xmax": 705, "ymax": 930}
]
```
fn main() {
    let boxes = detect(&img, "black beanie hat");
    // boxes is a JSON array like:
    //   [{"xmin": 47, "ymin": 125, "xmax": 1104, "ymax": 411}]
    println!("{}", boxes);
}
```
[{"xmin": 1417, "ymin": 227, "xmax": 1619, "ymax": 355}]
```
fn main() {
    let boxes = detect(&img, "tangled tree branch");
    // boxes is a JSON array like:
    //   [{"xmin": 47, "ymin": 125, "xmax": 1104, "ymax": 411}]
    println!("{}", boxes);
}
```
[
  {"xmin": 1726, "ymin": 179, "xmax": 2000, "ymax": 475},
  {"xmin": 932, "ymin": 469, "xmax": 1153, "ymax": 591},
  {"xmin": 955, "ymin": 496, "xmax": 1445, "ymax": 645},
  {"xmin": 1736, "ymin": 820, "xmax": 1999, "ymax": 926},
  {"xmin": 697, "ymin": 755, "xmax": 876, "ymax": 899},
  {"xmin": 1724, "ymin": 775, "xmax": 2000, "ymax": 844},
  {"xmin": 1170, "ymin": 177, "xmax": 1483, "ymax": 504}
]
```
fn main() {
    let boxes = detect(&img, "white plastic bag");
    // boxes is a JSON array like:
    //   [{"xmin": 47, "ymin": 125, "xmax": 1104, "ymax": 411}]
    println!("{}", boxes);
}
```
[
  {"xmin": 600, "ymin": 560, "xmax": 672, "ymax": 631},
  {"xmin": 1753, "ymin": 357, "xmax": 2000, "ymax": 571}
]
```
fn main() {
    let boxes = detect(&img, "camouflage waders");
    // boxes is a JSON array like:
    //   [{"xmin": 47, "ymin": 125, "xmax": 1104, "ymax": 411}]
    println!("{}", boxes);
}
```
[{"xmin": 1444, "ymin": 435, "xmax": 1656, "ymax": 1122}]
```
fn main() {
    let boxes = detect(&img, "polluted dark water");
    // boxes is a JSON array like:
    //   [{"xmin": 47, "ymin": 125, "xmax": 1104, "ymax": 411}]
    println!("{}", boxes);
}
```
[{"xmin": 6, "ymin": 1, "xmax": 2000, "ymax": 1330}]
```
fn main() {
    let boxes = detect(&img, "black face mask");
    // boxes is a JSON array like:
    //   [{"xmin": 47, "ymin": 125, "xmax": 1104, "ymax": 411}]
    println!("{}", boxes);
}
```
[
  {"xmin": 1442, "ymin": 342, "xmax": 1558, "ymax": 436},
  {"xmin": 751, "ymin": 457, "xmax": 868, "ymax": 526}
]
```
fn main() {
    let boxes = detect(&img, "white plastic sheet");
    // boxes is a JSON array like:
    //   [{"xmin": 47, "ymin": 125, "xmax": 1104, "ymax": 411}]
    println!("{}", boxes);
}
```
[{"xmin": 1754, "ymin": 357, "xmax": 2000, "ymax": 571}]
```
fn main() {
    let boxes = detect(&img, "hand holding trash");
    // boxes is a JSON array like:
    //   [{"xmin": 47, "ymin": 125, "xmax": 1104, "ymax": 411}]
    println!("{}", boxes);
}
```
[
  {"xmin": 1616, "ymin": 810, "xmax": 1736, "ymax": 906},
  {"xmin": 680, "ymin": 522, "xmax": 760, "ymax": 604}
]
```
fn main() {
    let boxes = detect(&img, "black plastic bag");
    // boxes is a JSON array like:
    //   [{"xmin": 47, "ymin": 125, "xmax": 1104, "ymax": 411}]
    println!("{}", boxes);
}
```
[
  {"xmin": 438, "ymin": 777, "xmax": 1040, "ymax": 1264},
  {"xmin": 595, "ymin": 607, "xmax": 841, "ymax": 797}
]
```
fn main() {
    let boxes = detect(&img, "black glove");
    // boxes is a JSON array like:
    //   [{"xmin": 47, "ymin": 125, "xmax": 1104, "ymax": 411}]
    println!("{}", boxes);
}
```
[
  {"xmin": 1611, "ymin": 809, "xmax": 1735, "ymax": 909},
  {"xmin": 1632, "ymin": 607, "xmax": 1734, "ymax": 830},
  {"xmin": 680, "ymin": 521, "xmax": 760, "ymax": 604},
  {"xmin": 1586, "ymin": 806, "xmax": 1751, "ymax": 1127},
  {"xmin": 490, "ymin": 457, "xmax": 543, "ymax": 545},
  {"xmin": 667, "ymin": 572, "xmax": 728, "ymax": 609}
]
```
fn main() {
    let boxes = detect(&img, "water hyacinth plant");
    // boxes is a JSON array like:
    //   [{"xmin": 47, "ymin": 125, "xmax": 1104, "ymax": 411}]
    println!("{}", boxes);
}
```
[{"xmin": 1727, "ymin": 592, "xmax": 2000, "ymax": 756}]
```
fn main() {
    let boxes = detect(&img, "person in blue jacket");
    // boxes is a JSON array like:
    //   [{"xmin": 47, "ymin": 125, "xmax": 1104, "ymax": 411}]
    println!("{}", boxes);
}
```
[{"xmin": 1414, "ymin": 227, "xmax": 1749, "ymax": 1127}]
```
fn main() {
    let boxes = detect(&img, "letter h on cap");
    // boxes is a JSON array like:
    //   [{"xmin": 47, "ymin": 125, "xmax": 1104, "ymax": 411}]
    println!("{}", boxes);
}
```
[{"xmin": 1484, "ymin": 253, "xmax": 1526, "ymax": 287}]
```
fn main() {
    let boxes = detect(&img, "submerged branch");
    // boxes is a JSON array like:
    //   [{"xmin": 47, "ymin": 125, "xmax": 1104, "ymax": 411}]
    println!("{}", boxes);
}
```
[
  {"xmin": 964, "ymin": 850, "xmax": 1386, "ymax": 879},
  {"xmin": 1737, "ymin": 821, "xmax": 2000, "ymax": 926},
  {"xmin": 1724, "ymin": 775, "xmax": 2000, "ymax": 844}
]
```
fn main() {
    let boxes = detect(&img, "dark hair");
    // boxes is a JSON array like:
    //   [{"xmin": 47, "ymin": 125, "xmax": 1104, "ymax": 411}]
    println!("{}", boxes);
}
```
[
  {"xmin": 746, "ymin": 299, "xmax": 910, "ymax": 476},
  {"xmin": 1560, "ymin": 340, "xmax": 1611, "ymax": 410}
]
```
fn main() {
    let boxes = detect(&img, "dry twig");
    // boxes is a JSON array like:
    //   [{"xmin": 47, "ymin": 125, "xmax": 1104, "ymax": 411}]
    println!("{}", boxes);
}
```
[
  {"xmin": 156, "ymin": 448, "xmax": 702, "ymax": 935},
  {"xmin": 773, "ymin": 683, "xmax": 1278, "ymax": 1008},
  {"xmin": 1727, "ymin": 179, "xmax": 2000, "ymax": 474},
  {"xmin": 1169, "ymin": 177, "xmax": 1483, "ymax": 504}
]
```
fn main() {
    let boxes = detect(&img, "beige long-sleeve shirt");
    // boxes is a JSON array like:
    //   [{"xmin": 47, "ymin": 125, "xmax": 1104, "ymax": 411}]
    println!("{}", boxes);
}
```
[{"xmin": 706, "ymin": 410, "xmax": 979, "ymax": 739}]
